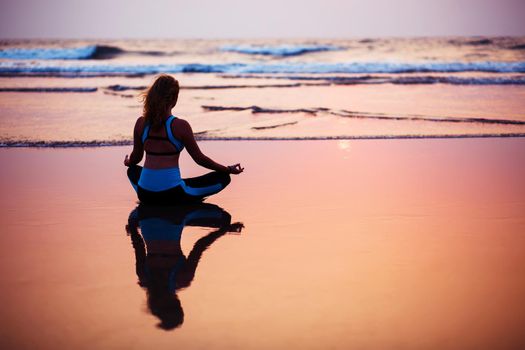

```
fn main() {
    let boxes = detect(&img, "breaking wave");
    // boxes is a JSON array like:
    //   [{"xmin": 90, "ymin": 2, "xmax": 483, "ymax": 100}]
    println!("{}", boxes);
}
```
[
  {"xmin": 1, "ymin": 60, "xmax": 524, "ymax": 76},
  {"xmin": 220, "ymin": 44, "xmax": 343, "ymax": 57},
  {"xmin": 0, "ymin": 44, "xmax": 166, "ymax": 60},
  {"xmin": 221, "ymin": 74, "xmax": 525, "ymax": 86}
]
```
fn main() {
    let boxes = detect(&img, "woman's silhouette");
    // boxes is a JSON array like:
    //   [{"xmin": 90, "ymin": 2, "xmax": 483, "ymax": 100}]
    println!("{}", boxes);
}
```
[
  {"xmin": 125, "ymin": 74, "xmax": 243, "ymax": 205},
  {"xmin": 126, "ymin": 203, "xmax": 243, "ymax": 330}
]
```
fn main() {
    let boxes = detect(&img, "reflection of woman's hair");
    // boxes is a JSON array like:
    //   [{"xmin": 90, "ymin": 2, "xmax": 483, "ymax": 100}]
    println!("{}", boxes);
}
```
[
  {"xmin": 148, "ymin": 282, "xmax": 184, "ymax": 330},
  {"xmin": 141, "ymin": 74, "xmax": 179, "ymax": 128}
]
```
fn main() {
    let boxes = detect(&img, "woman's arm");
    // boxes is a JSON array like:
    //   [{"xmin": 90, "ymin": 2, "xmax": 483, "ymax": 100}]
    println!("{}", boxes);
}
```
[
  {"xmin": 178, "ymin": 119, "xmax": 243, "ymax": 174},
  {"xmin": 124, "ymin": 117, "xmax": 145, "ymax": 166}
]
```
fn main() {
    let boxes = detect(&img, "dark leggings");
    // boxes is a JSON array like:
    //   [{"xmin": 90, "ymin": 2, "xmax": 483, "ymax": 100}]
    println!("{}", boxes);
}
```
[{"xmin": 127, "ymin": 165, "xmax": 231, "ymax": 205}]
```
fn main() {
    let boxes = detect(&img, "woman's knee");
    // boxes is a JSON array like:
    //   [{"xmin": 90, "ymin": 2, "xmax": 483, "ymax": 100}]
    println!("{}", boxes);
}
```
[
  {"xmin": 204, "ymin": 171, "xmax": 231, "ymax": 187},
  {"xmin": 218, "ymin": 171, "xmax": 231, "ymax": 187}
]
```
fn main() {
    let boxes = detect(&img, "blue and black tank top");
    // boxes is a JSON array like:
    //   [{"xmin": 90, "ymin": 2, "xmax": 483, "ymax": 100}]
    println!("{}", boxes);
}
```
[{"xmin": 141, "ymin": 115, "xmax": 184, "ymax": 156}]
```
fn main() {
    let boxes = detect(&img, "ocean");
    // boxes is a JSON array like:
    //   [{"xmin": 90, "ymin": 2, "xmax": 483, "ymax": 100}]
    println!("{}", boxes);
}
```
[{"xmin": 1, "ymin": 37, "xmax": 525, "ymax": 146}]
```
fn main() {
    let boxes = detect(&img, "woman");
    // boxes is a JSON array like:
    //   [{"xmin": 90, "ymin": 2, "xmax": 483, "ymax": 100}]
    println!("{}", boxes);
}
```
[{"xmin": 125, "ymin": 75, "xmax": 243, "ymax": 205}]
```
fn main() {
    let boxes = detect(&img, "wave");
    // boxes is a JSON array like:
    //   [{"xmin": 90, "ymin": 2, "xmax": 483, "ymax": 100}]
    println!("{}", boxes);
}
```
[
  {"xmin": 106, "ymin": 84, "xmax": 146, "ymax": 91},
  {"xmin": 1, "ymin": 60, "xmax": 524, "ymax": 76},
  {"xmin": 202, "ymin": 105, "xmax": 325, "ymax": 115},
  {"xmin": 229, "ymin": 61, "xmax": 525, "ymax": 74},
  {"xmin": 220, "ymin": 44, "xmax": 343, "ymax": 57},
  {"xmin": 201, "ymin": 105, "xmax": 525, "ymax": 126},
  {"xmin": 0, "ymin": 72, "xmax": 147, "ymax": 78},
  {"xmin": 450, "ymin": 38, "xmax": 493, "ymax": 46},
  {"xmin": 0, "ymin": 44, "xmax": 166, "ymax": 60},
  {"xmin": 510, "ymin": 44, "xmax": 525, "ymax": 50},
  {"xmin": 387, "ymin": 76, "xmax": 525, "ymax": 85},
  {"xmin": 0, "ymin": 45, "xmax": 122, "ymax": 60},
  {"xmin": 0, "ymin": 45, "xmax": 99, "ymax": 60},
  {"xmin": 335, "ymin": 110, "xmax": 525, "ymax": 125},
  {"xmin": 1, "ymin": 75, "xmax": 523, "ymax": 97},
  {"xmin": 0, "ymin": 82, "xmax": 327, "ymax": 95},
  {"xmin": 106, "ymin": 76, "xmax": 525, "ymax": 89},
  {"xmin": 0, "ymin": 87, "xmax": 97, "ymax": 92},
  {"xmin": 251, "ymin": 122, "xmax": 298, "ymax": 130},
  {"xmin": 89, "ymin": 45, "xmax": 126, "ymax": 59},
  {"xmin": 0, "ymin": 140, "xmax": 133, "ymax": 147},
  {"xmin": 221, "ymin": 74, "xmax": 525, "ymax": 86},
  {"xmin": 3, "ymin": 133, "xmax": 525, "ymax": 147},
  {"xmin": 183, "ymin": 82, "xmax": 324, "ymax": 89},
  {"xmin": 104, "ymin": 82, "xmax": 324, "ymax": 91}
]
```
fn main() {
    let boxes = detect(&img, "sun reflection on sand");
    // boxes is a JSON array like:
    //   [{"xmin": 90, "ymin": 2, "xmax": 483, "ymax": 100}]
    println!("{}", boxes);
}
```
[
  {"xmin": 337, "ymin": 140, "xmax": 351, "ymax": 151},
  {"xmin": 337, "ymin": 140, "xmax": 351, "ymax": 159}
]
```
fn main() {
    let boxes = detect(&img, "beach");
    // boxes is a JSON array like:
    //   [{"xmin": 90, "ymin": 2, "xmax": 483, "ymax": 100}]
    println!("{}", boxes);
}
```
[
  {"xmin": 1, "ymin": 139, "xmax": 524, "ymax": 349},
  {"xmin": 1, "ymin": 37, "xmax": 525, "ymax": 349}
]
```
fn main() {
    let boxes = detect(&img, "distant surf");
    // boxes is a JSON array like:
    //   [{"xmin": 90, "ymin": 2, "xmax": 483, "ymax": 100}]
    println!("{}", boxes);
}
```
[
  {"xmin": 0, "ymin": 45, "xmax": 166, "ymax": 60},
  {"xmin": 0, "ymin": 43, "xmax": 343, "ymax": 60},
  {"xmin": 1, "ymin": 74, "xmax": 524, "ymax": 96},
  {"xmin": 1, "ymin": 60, "xmax": 524, "ymax": 76},
  {"xmin": 220, "ymin": 44, "xmax": 343, "ymax": 57}
]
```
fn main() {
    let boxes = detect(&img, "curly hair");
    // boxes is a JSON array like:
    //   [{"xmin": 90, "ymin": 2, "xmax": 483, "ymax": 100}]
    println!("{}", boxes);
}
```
[{"xmin": 142, "ymin": 75, "xmax": 180, "ymax": 128}]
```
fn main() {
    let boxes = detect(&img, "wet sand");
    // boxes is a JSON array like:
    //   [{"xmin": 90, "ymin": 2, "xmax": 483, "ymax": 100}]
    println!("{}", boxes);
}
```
[
  {"xmin": 2, "ymin": 77, "xmax": 525, "ymax": 144},
  {"xmin": 1, "ymin": 139, "xmax": 525, "ymax": 349}
]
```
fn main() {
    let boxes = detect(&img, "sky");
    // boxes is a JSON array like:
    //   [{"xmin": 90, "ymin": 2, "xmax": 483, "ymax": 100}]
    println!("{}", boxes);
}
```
[{"xmin": 0, "ymin": 0, "xmax": 524, "ymax": 39}]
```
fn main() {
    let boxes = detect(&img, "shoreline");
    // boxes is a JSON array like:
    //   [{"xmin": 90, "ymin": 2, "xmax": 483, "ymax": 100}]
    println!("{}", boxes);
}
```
[{"xmin": 2, "ymin": 133, "xmax": 525, "ymax": 148}]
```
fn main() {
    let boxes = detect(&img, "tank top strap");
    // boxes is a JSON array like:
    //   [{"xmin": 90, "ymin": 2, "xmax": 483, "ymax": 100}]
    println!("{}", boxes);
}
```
[
  {"xmin": 165, "ymin": 115, "xmax": 184, "ymax": 152},
  {"xmin": 141, "ymin": 122, "xmax": 151, "ymax": 144}
]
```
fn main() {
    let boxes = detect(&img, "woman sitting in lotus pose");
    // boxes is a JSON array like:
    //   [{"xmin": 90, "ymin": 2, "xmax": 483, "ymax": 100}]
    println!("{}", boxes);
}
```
[{"xmin": 125, "ymin": 74, "xmax": 243, "ymax": 204}]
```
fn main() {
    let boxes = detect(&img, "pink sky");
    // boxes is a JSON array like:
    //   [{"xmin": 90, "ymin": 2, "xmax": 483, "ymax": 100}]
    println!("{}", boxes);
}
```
[{"xmin": 1, "ymin": 0, "xmax": 524, "ymax": 39}]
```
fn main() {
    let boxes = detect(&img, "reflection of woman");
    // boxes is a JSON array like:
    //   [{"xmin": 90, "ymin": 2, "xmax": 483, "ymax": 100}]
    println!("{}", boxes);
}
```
[
  {"xmin": 124, "ymin": 75, "xmax": 243, "ymax": 205},
  {"xmin": 126, "ymin": 204, "xmax": 243, "ymax": 330}
]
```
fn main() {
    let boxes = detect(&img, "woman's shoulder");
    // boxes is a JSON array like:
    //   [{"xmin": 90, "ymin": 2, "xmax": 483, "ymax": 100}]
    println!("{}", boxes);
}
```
[
  {"xmin": 171, "ymin": 116, "xmax": 193, "ymax": 138},
  {"xmin": 172, "ymin": 116, "xmax": 191, "ymax": 128},
  {"xmin": 133, "ymin": 116, "xmax": 145, "ymax": 126},
  {"xmin": 133, "ymin": 116, "xmax": 147, "ymax": 135}
]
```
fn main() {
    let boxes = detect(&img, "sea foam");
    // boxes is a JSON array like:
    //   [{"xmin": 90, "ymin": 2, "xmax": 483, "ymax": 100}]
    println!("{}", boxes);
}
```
[
  {"xmin": 0, "ymin": 46, "xmax": 98, "ymax": 60},
  {"xmin": 220, "ymin": 44, "xmax": 343, "ymax": 57},
  {"xmin": 1, "ymin": 60, "xmax": 524, "ymax": 75},
  {"xmin": 0, "ymin": 45, "xmax": 132, "ymax": 60}
]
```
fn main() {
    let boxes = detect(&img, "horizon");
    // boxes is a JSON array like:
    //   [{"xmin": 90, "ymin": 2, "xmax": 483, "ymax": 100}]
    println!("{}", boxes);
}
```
[
  {"xmin": 1, "ymin": 0, "xmax": 524, "ymax": 40},
  {"xmin": 2, "ymin": 34, "xmax": 525, "ymax": 42}
]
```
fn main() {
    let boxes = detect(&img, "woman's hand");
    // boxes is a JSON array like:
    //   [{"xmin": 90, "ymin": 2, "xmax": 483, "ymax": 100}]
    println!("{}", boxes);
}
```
[
  {"xmin": 227, "ymin": 222, "xmax": 244, "ymax": 234},
  {"xmin": 227, "ymin": 163, "xmax": 244, "ymax": 174},
  {"xmin": 124, "ymin": 154, "xmax": 130, "ymax": 167}
]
